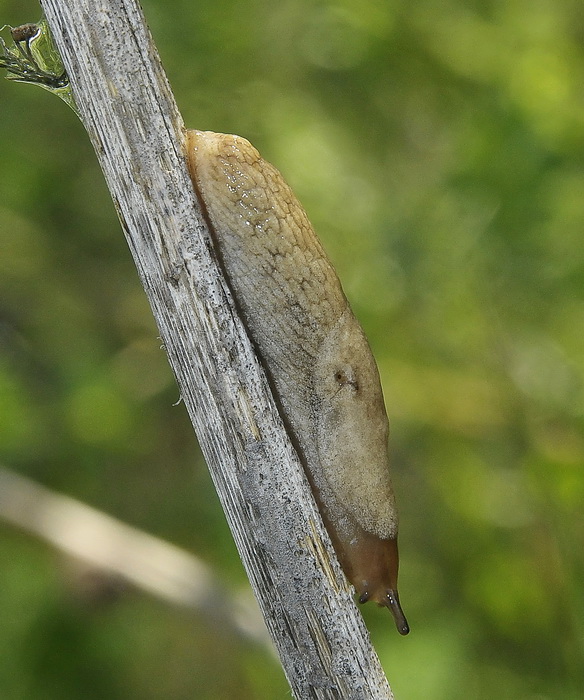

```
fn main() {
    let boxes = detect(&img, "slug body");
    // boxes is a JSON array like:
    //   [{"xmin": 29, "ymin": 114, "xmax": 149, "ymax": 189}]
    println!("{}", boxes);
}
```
[{"xmin": 187, "ymin": 130, "xmax": 409, "ymax": 635}]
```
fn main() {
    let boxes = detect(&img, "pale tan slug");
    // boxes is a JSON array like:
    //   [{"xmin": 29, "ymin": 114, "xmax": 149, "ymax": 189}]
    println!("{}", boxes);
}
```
[{"xmin": 186, "ymin": 130, "xmax": 409, "ymax": 635}]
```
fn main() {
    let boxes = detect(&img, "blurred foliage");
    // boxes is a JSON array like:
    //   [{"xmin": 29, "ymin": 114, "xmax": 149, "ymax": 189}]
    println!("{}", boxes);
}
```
[{"xmin": 1, "ymin": 0, "xmax": 583, "ymax": 697}]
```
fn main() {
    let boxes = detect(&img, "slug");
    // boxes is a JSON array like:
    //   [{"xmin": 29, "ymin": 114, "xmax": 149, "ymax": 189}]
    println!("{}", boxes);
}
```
[{"xmin": 186, "ymin": 130, "xmax": 409, "ymax": 635}]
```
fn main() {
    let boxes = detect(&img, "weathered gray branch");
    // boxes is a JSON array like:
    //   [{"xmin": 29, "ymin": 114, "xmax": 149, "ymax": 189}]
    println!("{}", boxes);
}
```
[{"xmin": 38, "ymin": 1, "xmax": 394, "ymax": 697}]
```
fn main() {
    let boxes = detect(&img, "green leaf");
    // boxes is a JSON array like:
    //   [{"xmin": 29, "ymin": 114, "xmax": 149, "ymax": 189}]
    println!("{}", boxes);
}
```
[{"xmin": 0, "ymin": 18, "xmax": 78, "ymax": 114}]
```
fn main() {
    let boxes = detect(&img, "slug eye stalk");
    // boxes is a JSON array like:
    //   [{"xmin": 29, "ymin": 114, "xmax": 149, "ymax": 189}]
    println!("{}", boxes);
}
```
[{"xmin": 0, "ymin": 18, "xmax": 78, "ymax": 114}]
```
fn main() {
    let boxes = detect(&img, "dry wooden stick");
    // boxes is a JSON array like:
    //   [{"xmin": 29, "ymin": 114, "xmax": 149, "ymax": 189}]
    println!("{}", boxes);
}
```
[{"xmin": 36, "ymin": 1, "xmax": 395, "ymax": 697}]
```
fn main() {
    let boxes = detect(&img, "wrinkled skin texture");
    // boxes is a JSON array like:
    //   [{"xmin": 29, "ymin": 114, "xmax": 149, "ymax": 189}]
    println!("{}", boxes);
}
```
[{"xmin": 187, "ymin": 130, "xmax": 409, "ymax": 634}]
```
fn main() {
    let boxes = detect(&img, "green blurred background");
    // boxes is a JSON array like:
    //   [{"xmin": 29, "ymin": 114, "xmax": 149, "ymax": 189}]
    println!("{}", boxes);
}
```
[{"xmin": 1, "ymin": 0, "xmax": 583, "ymax": 697}]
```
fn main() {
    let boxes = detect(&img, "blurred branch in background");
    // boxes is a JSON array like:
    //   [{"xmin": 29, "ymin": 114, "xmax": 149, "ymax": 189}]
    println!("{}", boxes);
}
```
[{"xmin": 0, "ymin": 466, "xmax": 272, "ymax": 651}]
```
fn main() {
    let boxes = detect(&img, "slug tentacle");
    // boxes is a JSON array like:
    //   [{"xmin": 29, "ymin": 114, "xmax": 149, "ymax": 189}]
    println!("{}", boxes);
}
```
[
  {"xmin": 384, "ymin": 590, "xmax": 410, "ymax": 636},
  {"xmin": 186, "ymin": 129, "xmax": 409, "ymax": 635}
]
